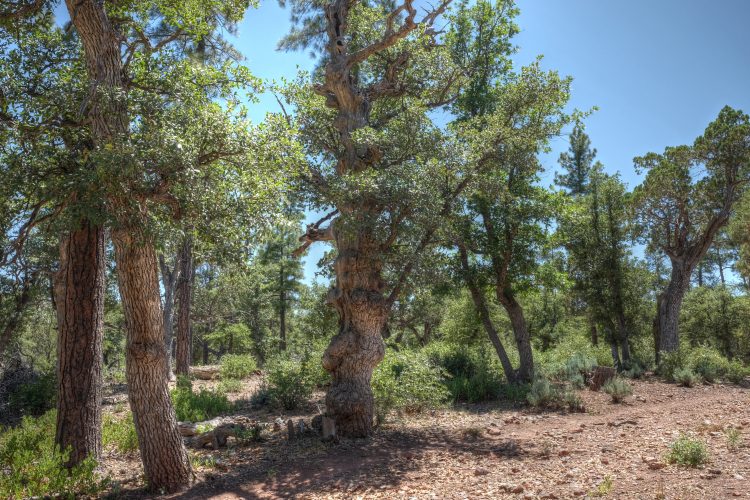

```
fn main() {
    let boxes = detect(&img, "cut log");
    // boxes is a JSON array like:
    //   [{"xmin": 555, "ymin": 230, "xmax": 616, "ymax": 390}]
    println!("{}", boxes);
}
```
[
  {"xmin": 322, "ymin": 416, "xmax": 337, "ymax": 441},
  {"xmin": 189, "ymin": 423, "xmax": 244, "ymax": 449},
  {"xmin": 190, "ymin": 365, "xmax": 220, "ymax": 380},
  {"xmin": 589, "ymin": 366, "xmax": 617, "ymax": 391}
]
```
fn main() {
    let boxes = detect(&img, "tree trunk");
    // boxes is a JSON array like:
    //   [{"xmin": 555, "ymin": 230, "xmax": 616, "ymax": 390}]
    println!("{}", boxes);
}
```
[
  {"xmin": 458, "ymin": 245, "xmax": 517, "ymax": 383},
  {"xmin": 498, "ymin": 292, "xmax": 534, "ymax": 383},
  {"xmin": 54, "ymin": 221, "xmax": 105, "ymax": 468},
  {"xmin": 159, "ymin": 254, "xmax": 178, "ymax": 380},
  {"xmin": 175, "ymin": 237, "xmax": 194, "ymax": 376},
  {"xmin": 322, "ymin": 229, "xmax": 386, "ymax": 438},
  {"xmin": 610, "ymin": 340, "xmax": 622, "ymax": 371},
  {"xmin": 112, "ymin": 228, "xmax": 192, "ymax": 491},
  {"xmin": 656, "ymin": 263, "xmax": 691, "ymax": 354},
  {"xmin": 279, "ymin": 287, "xmax": 287, "ymax": 351}
]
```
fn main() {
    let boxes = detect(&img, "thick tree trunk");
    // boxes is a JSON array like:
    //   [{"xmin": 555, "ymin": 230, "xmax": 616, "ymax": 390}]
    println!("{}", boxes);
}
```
[
  {"xmin": 610, "ymin": 340, "xmax": 622, "ymax": 371},
  {"xmin": 112, "ymin": 229, "xmax": 192, "ymax": 491},
  {"xmin": 656, "ymin": 263, "xmax": 691, "ymax": 354},
  {"xmin": 499, "ymin": 292, "xmax": 534, "ymax": 383},
  {"xmin": 322, "ymin": 230, "xmax": 386, "ymax": 438},
  {"xmin": 54, "ymin": 221, "xmax": 105, "ymax": 468},
  {"xmin": 175, "ymin": 237, "xmax": 194, "ymax": 376},
  {"xmin": 159, "ymin": 254, "xmax": 178, "ymax": 379}
]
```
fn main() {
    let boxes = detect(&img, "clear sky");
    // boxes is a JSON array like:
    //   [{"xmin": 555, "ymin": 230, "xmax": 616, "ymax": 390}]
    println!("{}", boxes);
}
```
[{"xmin": 53, "ymin": 0, "xmax": 750, "ymax": 282}]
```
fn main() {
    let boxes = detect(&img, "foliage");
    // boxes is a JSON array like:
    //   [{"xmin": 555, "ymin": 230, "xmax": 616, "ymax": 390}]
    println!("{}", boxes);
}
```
[
  {"xmin": 681, "ymin": 286, "xmax": 750, "ymax": 361},
  {"xmin": 171, "ymin": 386, "xmax": 233, "ymax": 422},
  {"xmin": 666, "ymin": 434, "xmax": 709, "ymax": 467},
  {"xmin": 6, "ymin": 370, "xmax": 56, "ymax": 418},
  {"xmin": 526, "ymin": 376, "xmax": 583, "ymax": 412},
  {"xmin": 217, "ymin": 379, "xmax": 243, "ymax": 393},
  {"xmin": 265, "ymin": 356, "xmax": 314, "ymax": 410},
  {"xmin": 602, "ymin": 377, "xmax": 632, "ymax": 403},
  {"xmin": 102, "ymin": 413, "xmax": 139, "ymax": 454},
  {"xmin": 219, "ymin": 354, "xmax": 257, "ymax": 380},
  {"xmin": 372, "ymin": 349, "xmax": 449, "ymax": 422},
  {"xmin": 424, "ymin": 342, "xmax": 505, "ymax": 402},
  {"xmin": 673, "ymin": 368, "xmax": 701, "ymax": 387},
  {"xmin": 0, "ymin": 411, "xmax": 105, "ymax": 499}
]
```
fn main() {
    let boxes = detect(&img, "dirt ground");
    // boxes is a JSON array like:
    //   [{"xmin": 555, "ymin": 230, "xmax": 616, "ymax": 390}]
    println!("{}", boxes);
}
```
[{"xmin": 104, "ymin": 376, "xmax": 750, "ymax": 499}]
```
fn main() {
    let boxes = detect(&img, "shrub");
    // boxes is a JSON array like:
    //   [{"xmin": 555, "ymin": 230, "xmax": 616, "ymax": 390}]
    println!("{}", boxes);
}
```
[
  {"xmin": 219, "ymin": 354, "xmax": 257, "ymax": 380},
  {"xmin": 666, "ymin": 434, "xmax": 709, "ymax": 467},
  {"xmin": 726, "ymin": 361, "xmax": 748, "ymax": 384},
  {"xmin": 7, "ymin": 371, "xmax": 56, "ymax": 417},
  {"xmin": 602, "ymin": 377, "xmax": 633, "ymax": 403},
  {"xmin": 688, "ymin": 347, "xmax": 730, "ymax": 383},
  {"xmin": 102, "ymin": 412, "xmax": 138, "ymax": 453},
  {"xmin": 527, "ymin": 377, "xmax": 560, "ymax": 408},
  {"xmin": 562, "ymin": 353, "xmax": 597, "ymax": 383},
  {"xmin": 725, "ymin": 427, "xmax": 743, "ymax": 450},
  {"xmin": 564, "ymin": 390, "xmax": 586, "ymax": 412},
  {"xmin": 266, "ymin": 356, "xmax": 314, "ymax": 410},
  {"xmin": 673, "ymin": 367, "xmax": 701, "ymax": 387},
  {"xmin": 217, "ymin": 379, "xmax": 243, "ymax": 394},
  {"xmin": 424, "ymin": 343, "xmax": 504, "ymax": 402},
  {"xmin": 372, "ymin": 350, "xmax": 449, "ymax": 423},
  {"xmin": 657, "ymin": 349, "xmax": 687, "ymax": 381},
  {"xmin": 0, "ymin": 411, "xmax": 105, "ymax": 498},
  {"xmin": 171, "ymin": 386, "xmax": 233, "ymax": 422}
]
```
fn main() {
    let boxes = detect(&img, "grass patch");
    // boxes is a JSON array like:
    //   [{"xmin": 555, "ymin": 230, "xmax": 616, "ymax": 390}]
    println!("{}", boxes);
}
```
[
  {"xmin": 171, "ymin": 386, "xmax": 233, "ymax": 422},
  {"xmin": 102, "ymin": 412, "xmax": 138, "ymax": 454}
]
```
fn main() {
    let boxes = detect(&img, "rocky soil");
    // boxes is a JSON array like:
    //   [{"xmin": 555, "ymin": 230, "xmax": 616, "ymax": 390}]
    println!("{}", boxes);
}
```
[{"xmin": 104, "ymin": 376, "xmax": 750, "ymax": 499}]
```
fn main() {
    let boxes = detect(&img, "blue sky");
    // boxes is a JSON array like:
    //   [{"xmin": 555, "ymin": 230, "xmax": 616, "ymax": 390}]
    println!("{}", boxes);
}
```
[{"xmin": 226, "ymin": 0, "xmax": 750, "ymax": 281}]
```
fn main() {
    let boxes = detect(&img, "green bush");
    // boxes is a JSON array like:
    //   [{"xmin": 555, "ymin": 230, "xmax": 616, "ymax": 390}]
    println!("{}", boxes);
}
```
[
  {"xmin": 266, "ymin": 356, "xmax": 314, "ymax": 410},
  {"xmin": 602, "ymin": 377, "xmax": 632, "ymax": 403},
  {"xmin": 171, "ymin": 386, "xmax": 233, "ymax": 422},
  {"xmin": 424, "ymin": 342, "xmax": 505, "ymax": 402},
  {"xmin": 689, "ymin": 347, "xmax": 730, "ymax": 383},
  {"xmin": 7, "ymin": 371, "xmax": 56, "ymax": 417},
  {"xmin": 658, "ymin": 349, "xmax": 688, "ymax": 381},
  {"xmin": 564, "ymin": 390, "xmax": 586, "ymax": 412},
  {"xmin": 219, "ymin": 354, "xmax": 257, "ymax": 380},
  {"xmin": 666, "ymin": 434, "xmax": 709, "ymax": 467},
  {"xmin": 726, "ymin": 361, "xmax": 748, "ymax": 384},
  {"xmin": 102, "ymin": 412, "xmax": 138, "ymax": 453},
  {"xmin": 218, "ymin": 379, "xmax": 243, "ymax": 393},
  {"xmin": 372, "ymin": 349, "xmax": 449, "ymax": 423},
  {"xmin": 527, "ymin": 377, "xmax": 562, "ymax": 408},
  {"xmin": 673, "ymin": 367, "xmax": 701, "ymax": 387},
  {"xmin": 0, "ymin": 411, "xmax": 105, "ymax": 498}
]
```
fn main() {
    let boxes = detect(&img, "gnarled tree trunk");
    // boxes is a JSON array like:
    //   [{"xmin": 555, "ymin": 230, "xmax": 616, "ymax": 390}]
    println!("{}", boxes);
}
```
[
  {"xmin": 112, "ymin": 229, "xmax": 192, "ymax": 491},
  {"xmin": 656, "ymin": 263, "xmax": 691, "ymax": 354},
  {"xmin": 55, "ymin": 221, "xmax": 105, "ymax": 468},
  {"xmin": 322, "ymin": 229, "xmax": 386, "ymax": 437},
  {"xmin": 175, "ymin": 236, "xmax": 194, "ymax": 376}
]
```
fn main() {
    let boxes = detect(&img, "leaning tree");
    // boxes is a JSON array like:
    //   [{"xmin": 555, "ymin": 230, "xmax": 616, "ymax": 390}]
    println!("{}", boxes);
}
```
[{"xmin": 633, "ymin": 106, "xmax": 750, "ymax": 358}]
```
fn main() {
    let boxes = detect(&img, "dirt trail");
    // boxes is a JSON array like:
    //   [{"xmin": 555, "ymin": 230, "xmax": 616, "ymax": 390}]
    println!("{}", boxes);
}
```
[{"xmin": 118, "ymin": 377, "xmax": 750, "ymax": 499}]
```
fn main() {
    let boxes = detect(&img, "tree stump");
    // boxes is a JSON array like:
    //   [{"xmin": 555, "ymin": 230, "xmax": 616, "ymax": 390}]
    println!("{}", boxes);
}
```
[
  {"xmin": 589, "ymin": 366, "xmax": 617, "ymax": 391},
  {"xmin": 322, "ymin": 416, "xmax": 337, "ymax": 442}
]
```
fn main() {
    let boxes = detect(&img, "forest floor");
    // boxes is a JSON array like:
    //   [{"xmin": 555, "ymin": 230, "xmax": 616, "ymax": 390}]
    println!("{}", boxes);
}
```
[{"xmin": 104, "ymin": 375, "xmax": 750, "ymax": 500}]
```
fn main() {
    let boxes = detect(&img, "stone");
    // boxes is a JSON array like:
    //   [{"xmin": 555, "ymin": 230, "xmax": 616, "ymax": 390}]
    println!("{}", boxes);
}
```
[
  {"xmin": 511, "ymin": 485, "xmax": 524, "ymax": 494},
  {"xmin": 474, "ymin": 467, "xmax": 490, "ymax": 476}
]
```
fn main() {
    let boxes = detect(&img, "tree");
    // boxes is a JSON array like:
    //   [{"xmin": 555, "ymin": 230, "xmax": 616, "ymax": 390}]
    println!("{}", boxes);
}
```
[
  {"xmin": 632, "ymin": 106, "xmax": 750, "ymax": 357},
  {"xmin": 448, "ymin": 0, "xmax": 571, "ymax": 383},
  {"xmin": 555, "ymin": 122, "xmax": 597, "ymax": 195},
  {"xmin": 559, "ymin": 169, "xmax": 638, "ymax": 368},
  {"xmin": 1, "ymin": 6, "xmax": 107, "ymax": 468},
  {"xmin": 282, "ymin": 0, "xmax": 465, "ymax": 436}
]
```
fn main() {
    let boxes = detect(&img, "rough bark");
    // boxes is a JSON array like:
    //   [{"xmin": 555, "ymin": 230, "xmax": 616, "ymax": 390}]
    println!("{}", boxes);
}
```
[
  {"xmin": 54, "ymin": 221, "xmax": 105, "ymax": 468},
  {"xmin": 175, "ymin": 237, "xmax": 194, "ymax": 376},
  {"xmin": 158, "ymin": 254, "xmax": 179, "ymax": 379},
  {"xmin": 656, "ymin": 263, "xmax": 691, "ymax": 354},
  {"xmin": 498, "ymin": 292, "xmax": 534, "ymax": 383},
  {"xmin": 112, "ymin": 229, "xmax": 193, "ymax": 491},
  {"xmin": 322, "ymin": 226, "xmax": 386, "ymax": 437}
]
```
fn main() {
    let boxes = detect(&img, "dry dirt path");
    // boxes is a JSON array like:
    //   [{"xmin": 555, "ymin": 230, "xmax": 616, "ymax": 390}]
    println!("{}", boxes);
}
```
[{"xmin": 149, "ymin": 377, "xmax": 750, "ymax": 500}]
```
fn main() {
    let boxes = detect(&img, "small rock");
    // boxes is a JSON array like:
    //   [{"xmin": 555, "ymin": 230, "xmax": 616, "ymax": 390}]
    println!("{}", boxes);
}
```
[
  {"xmin": 474, "ymin": 467, "xmax": 490, "ymax": 476},
  {"xmin": 734, "ymin": 474, "xmax": 745, "ymax": 480},
  {"xmin": 511, "ymin": 485, "xmax": 524, "ymax": 494},
  {"xmin": 601, "ymin": 458, "xmax": 609, "ymax": 465},
  {"xmin": 558, "ymin": 450, "xmax": 570, "ymax": 457},
  {"xmin": 273, "ymin": 417, "xmax": 284, "ymax": 432},
  {"xmin": 648, "ymin": 461, "xmax": 666, "ymax": 470}
]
